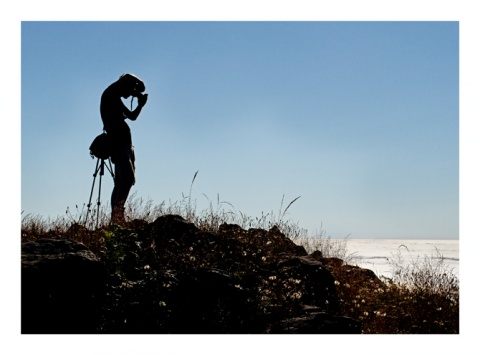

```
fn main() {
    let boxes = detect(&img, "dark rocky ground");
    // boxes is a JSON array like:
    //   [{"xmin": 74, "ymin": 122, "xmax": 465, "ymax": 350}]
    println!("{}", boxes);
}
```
[{"xmin": 20, "ymin": 214, "xmax": 428, "ymax": 334}]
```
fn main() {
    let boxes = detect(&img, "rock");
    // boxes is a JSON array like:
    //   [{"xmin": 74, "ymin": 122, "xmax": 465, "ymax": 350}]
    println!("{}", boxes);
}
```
[
  {"xmin": 322, "ymin": 257, "xmax": 385, "ymax": 289},
  {"xmin": 218, "ymin": 223, "xmax": 308, "ymax": 258},
  {"xmin": 308, "ymin": 250, "xmax": 324, "ymax": 260},
  {"xmin": 276, "ymin": 256, "xmax": 340, "ymax": 313},
  {"xmin": 166, "ymin": 267, "xmax": 260, "ymax": 333},
  {"xmin": 322, "ymin": 257, "xmax": 344, "ymax": 268},
  {"xmin": 268, "ymin": 311, "xmax": 361, "ymax": 334},
  {"xmin": 258, "ymin": 225, "xmax": 308, "ymax": 257},
  {"xmin": 21, "ymin": 238, "xmax": 106, "ymax": 333},
  {"xmin": 21, "ymin": 215, "xmax": 376, "ymax": 334},
  {"xmin": 150, "ymin": 214, "xmax": 199, "ymax": 245},
  {"xmin": 147, "ymin": 214, "xmax": 207, "ymax": 264}
]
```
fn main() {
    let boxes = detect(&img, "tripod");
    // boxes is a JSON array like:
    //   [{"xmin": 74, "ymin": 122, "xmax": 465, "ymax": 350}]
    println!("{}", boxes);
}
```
[{"xmin": 85, "ymin": 157, "xmax": 115, "ymax": 228}]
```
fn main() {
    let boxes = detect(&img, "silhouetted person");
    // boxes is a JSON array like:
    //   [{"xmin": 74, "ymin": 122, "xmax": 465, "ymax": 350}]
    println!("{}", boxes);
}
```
[{"xmin": 100, "ymin": 73, "xmax": 148, "ymax": 223}]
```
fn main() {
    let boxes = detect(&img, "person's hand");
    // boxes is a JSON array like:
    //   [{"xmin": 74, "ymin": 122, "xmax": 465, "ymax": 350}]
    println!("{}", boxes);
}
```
[{"xmin": 138, "ymin": 93, "xmax": 148, "ymax": 107}]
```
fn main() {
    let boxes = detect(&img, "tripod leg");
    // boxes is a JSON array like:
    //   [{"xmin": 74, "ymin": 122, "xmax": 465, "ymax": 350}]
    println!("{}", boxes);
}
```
[
  {"xmin": 96, "ymin": 159, "xmax": 105, "ymax": 228},
  {"xmin": 106, "ymin": 158, "xmax": 115, "ymax": 180},
  {"xmin": 85, "ymin": 158, "xmax": 101, "ymax": 226}
]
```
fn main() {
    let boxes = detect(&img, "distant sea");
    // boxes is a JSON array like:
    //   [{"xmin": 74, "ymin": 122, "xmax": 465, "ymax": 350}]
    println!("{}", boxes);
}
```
[{"xmin": 344, "ymin": 239, "xmax": 459, "ymax": 279}]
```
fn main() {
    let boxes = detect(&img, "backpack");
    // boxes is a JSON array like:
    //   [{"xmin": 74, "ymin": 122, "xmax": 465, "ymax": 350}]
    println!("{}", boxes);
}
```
[{"xmin": 89, "ymin": 133, "xmax": 112, "ymax": 160}]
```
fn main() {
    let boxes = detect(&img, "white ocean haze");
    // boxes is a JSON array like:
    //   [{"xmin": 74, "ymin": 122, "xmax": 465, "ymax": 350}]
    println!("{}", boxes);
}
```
[{"xmin": 342, "ymin": 238, "xmax": 459, "ymax": 279}]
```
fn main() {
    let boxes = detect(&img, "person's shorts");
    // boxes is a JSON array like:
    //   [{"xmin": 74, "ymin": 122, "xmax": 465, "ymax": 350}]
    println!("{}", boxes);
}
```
[{"xmin": 111, "ymin": 146, "xmax": 135, "ymax": 186}]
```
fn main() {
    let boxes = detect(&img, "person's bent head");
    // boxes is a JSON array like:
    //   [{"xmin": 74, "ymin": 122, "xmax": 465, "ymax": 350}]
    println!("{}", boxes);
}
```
[{"xmin": 117, "ymin": 73, "xmax": 145, "ymax": 98}]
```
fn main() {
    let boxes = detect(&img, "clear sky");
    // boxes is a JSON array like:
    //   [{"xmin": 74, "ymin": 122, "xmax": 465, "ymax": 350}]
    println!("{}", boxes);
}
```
[{"xmin": 21, "ymin": 21, "xmax": 458, "ymax": 239}]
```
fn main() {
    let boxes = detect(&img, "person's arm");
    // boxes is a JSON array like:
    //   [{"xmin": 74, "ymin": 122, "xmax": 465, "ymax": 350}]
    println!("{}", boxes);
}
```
[{"xmin": 123, "ymin": 93, "xmax": 148, "ymax": 121}]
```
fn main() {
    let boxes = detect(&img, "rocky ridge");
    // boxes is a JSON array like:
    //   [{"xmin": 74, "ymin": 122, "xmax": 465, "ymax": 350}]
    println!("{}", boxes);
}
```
[{"xmin": 22, "ymin": 214, "xmax": 381, "ymax": 334}]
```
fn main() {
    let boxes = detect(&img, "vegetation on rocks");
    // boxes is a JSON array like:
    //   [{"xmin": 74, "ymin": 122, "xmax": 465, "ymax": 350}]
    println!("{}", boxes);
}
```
[{"xmin": 21, "ymin": 193, "xmax": 459, "ymax": 334}]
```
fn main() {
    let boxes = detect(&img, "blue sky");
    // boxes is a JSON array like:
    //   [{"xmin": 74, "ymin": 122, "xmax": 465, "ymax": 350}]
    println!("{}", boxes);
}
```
[{"xmin": 21, "ymin": 21, "xmax": 459, "ymax": 239}]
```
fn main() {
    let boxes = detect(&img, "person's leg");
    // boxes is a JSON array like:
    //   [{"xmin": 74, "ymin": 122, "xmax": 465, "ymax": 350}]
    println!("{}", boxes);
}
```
[{"xmin": 111, "ymin": 147, "xmax": 135, "ymax": 223}]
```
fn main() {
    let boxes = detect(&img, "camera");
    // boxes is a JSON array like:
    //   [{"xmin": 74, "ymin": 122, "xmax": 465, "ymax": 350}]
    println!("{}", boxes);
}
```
[
  {"xmin": 133, "ymin": 91, "xmax": 148, "ymax": 107},
  {"xmin": 132, "ymin": 80, "xmax": 146, "ymax": 97},
  {"xmin": 132, "ymin": 89, "xmax": 144, "ymax": 98}
]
